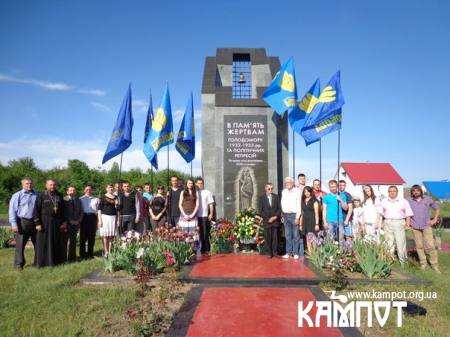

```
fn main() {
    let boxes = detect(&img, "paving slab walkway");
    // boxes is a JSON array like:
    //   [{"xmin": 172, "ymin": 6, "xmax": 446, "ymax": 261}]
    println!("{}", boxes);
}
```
[{"xmin": 169, "ymin": 254, "xmax": 362, "ymax": 337}]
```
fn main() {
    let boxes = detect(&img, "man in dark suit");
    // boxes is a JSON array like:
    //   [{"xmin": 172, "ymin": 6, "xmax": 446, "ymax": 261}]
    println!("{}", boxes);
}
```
[
  {"xmin": 257, "ymin": 183, "xmax": 281, "ymax": 258},
  {"xmin": 63, "ymin": 186, "xmax": 83, "ymax": 262}
]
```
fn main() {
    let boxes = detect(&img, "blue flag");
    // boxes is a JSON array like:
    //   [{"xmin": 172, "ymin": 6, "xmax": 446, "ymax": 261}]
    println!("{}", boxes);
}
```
[
  {"xmin": 288, "ymin": 78, "xmax": 321, "ymax": 134},
  {"xmin": 262, "ymin": 57, "xmax": 297, "ymax": 116},
  {"xmin": 175, "ymin": 92, "xmax": 195, "ymax": 163},
  {"xmin": 102, "ymin": 84, "xmax": 133, "ymax": 164},
  {"xmin": 300, "ymin": 71, "xmax": 345, "ymax": 146},
  {"xmin": 143, "ymin": 91, "xmax": 158, "ymax": 169},
  {"xmin": 143, "ymin": 84, "xmax": 174, "ymax": 164}
]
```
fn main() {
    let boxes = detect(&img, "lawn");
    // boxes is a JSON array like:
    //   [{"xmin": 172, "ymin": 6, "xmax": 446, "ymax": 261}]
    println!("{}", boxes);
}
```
[
  {"xmin": 0, "ymin": 240, "xmax": 189, "ymax": 337},
  {"xmin": 1, "ymin": 232, "xmax": 448, "ymax": 337}
]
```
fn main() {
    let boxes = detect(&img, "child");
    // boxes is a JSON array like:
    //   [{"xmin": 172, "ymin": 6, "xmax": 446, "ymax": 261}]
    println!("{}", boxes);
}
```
[{"xmin": 352, "ymin": 197, "xmax": 364, "ymax": 238}]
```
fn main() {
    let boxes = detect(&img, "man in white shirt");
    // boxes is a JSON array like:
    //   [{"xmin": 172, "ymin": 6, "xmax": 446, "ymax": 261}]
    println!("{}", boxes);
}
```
[
  {"xmin": 79, "ymin": 184, "xmax": 99, "ymax": 259},
  {"xmin": 280, "ymin": 177, "xmax": 302, "ymax": 259},
  {"xmin": 296, "ymin": 173, "xmax": 307, "ymax": 196},
  {"xmin": 195, "ymin": 178, "xmax": 215, "ymax": 254}
]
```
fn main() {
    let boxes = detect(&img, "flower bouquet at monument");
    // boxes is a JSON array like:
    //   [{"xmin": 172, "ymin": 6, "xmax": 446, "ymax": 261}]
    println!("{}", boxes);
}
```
[
  {"xmin": 210, "ymin": 219, "xmax": 237, "ymax": 254},
  {"xmin": 234, "ymin": 208, "xmax": 263, "ymax": 251}
]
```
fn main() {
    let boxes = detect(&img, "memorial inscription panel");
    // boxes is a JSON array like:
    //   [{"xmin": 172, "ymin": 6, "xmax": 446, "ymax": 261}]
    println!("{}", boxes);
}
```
[{"xmin": 223, "ymin": 115, "xmax": 268, "ymax": 219}]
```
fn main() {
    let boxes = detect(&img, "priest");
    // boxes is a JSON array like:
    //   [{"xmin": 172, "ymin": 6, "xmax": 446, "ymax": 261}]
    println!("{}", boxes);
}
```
[{"xmin": 34, "ymin": 179, "xmax": 68, "ymax": 267}]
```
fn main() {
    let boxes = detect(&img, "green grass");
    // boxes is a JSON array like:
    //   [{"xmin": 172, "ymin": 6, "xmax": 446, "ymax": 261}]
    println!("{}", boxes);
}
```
[{"xmin": 0, "ymin": 242, "xmax": 137, "ymax": 337}]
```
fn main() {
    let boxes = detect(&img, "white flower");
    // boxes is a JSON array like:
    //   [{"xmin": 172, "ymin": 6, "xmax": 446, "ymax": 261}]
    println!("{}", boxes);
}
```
[
  {"xmin": 136, "ymin": 247, "xmax": 145, "ymax": 259},
  {"xmin": 126, "ymin": 231, "xmax": 132, "ymax": 239}
]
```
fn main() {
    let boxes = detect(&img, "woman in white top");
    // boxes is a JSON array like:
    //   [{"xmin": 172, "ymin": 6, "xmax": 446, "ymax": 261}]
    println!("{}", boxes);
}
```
[
  {"xmin": 362, "ymin": 185, "xmax": 381, "ymax": 242},
  {"xmin": 178, "ymin": 179, "xmax": 199, "ymax": 233}
]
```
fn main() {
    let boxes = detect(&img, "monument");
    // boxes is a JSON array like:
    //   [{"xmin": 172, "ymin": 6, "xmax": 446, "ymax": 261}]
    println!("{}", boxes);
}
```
[{"xmin": 201, "ymin": 48, "xmax": 289, "ymax": 219}]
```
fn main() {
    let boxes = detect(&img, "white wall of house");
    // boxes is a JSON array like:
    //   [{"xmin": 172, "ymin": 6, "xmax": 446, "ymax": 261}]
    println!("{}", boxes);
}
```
[{"xmin": 338, "ymin": 167, "xmax": 405, "ymax": 200}]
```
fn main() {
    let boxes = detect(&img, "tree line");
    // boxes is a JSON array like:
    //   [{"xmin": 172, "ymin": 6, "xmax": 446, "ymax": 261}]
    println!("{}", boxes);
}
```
[{"xmin": 0, "ymin": 157, "xmax": 189, "ymax": 214}]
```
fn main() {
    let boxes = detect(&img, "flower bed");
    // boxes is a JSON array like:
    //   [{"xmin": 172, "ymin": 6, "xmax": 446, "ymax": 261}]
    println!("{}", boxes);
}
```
[
  {"xmin": 308, "ymin": 231, "xmax": 395, "ymax": 279},
  {"xmin": 104, "ymin": 228, "xmax": 195, "ymax": 275}
]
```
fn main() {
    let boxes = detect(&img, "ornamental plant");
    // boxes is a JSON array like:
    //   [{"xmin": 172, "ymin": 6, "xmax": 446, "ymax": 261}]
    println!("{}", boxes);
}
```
[
  {"xmin": 210, "ymin": 219, "xmax": 237, "ymax": 254},
  {"xmin": 352, "ymin": 237, "xmax": 393, "ymax": 278},
  {"xmin": 0, "ymin": 227, "xmax": 14, "ymax": 249},
  {"xmin": 234, "ymin": 208, "xmax": 263, "ymax": 244},
  {"xmin": 104, "ymin": 229, "xmax": 195, "ymax": 275},
  {"xmin": 308, "ymin": 234, "xmax": 341, "ymax": 269}
]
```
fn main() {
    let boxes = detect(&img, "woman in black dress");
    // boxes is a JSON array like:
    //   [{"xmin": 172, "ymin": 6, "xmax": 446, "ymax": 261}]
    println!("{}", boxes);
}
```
[
  {"xmin": 300, "ymin": 186, "xmax": 320, "ymax": 254},
  {"xmin": 149, "ymin": 185, "xmax": 167, "ymax": 230}
]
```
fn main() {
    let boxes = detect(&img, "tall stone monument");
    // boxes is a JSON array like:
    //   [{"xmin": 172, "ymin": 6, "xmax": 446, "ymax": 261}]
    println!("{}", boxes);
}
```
[{"xmin": 201, "ymin": 48, "xmax": 289, "ymax": 220}]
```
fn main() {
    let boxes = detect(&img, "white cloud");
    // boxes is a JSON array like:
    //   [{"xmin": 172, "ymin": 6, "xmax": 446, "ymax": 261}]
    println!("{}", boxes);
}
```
[
  {"xmin": 133, "ymin": 99, "xmax": 148, "ymax": 115},
  {"xmin": 78, "ymin": 88, "xmax": 106, "ymax": 96},
  {"xmin": 91, "ymin": 101, "xmax": 112, "ymax": 113},
  {"xmin": 0, "ymin": 137, "xmax": 202, "ymax": 176},
  {"xmin": 0, "ymin": 73, "xmax": 105, "ymax": 96}
]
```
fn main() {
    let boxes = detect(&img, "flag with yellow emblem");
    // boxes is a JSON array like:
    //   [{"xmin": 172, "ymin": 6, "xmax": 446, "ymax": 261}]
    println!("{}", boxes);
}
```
[
  {"xmin": 288, "ymin": 78, "xmax": 321, "ymax": 134},
  {"xmin": 143, "ymin": 84, "xmax": 174, "ymax": 164},
  {"xmin": 143, "ymin": 91, "xmax": 158, "ymax": 169},
  {"xmin": 262, "ymin": 58, "xmax": 297, "ymax": 116},
  {"xmin": 300, "ymin": 71, "xmax": 345, "ymax": 145}
]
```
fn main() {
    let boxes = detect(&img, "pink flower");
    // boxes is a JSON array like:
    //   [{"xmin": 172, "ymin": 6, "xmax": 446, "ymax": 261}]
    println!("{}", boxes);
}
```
[{"xmin": 163, "ymin": 250, "xmax": 175, "ymax": 266}]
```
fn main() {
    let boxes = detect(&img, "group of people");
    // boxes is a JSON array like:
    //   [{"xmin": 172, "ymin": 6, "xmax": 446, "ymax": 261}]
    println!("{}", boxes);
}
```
[
  {"xmin": 8, "ymin": 176, "xmax": 215, "ymax": 269},
  {"xmin": 257, "ymin": 174, "xmax": 441, "ymax": 273},
  {"xmin": 9, "ymin": 173, "xmax": 441, "ymax": 273}
]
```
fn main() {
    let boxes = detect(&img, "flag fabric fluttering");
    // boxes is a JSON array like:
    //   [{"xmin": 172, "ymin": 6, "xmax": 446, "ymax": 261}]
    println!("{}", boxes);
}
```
[
  {"xmin": 288, "ymin": 78, "xmax": 321, "ymax": 134},
  {"xmin": 143, "ymin": 91, "xmax": 158, "ymax": 169},
  {"xmin": 175, "ymin": 92, "xmax": 195, "ymax": 163},
  {"xmin": 102, "ymin": 84, "xmax": 133, "ymax": 164},
  {"xmin": 143, "ymin": 84, "xmax": 174, "ymax": 165},
  {"xmin": 300, "ymin": 71, "xmax": 345, "ymax": 146},
  {"xmin": 262, "ymin": 57, "xmax": 298, "ymax": 116}
]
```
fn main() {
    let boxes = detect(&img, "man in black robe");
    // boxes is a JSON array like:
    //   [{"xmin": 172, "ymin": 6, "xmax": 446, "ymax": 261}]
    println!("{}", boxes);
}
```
[{"xmin": 34, "ymin": 179, "xmax": 67, "ymax": 267}]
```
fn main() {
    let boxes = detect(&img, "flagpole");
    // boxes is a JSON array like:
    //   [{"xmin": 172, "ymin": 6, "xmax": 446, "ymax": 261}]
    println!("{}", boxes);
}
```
[
  {"xmin": 292, "ymin": 128, "xmax": 296, "ymax": 179},
  {"xmin": 319, "ymin": 139, "xmax": 322, "ymax": 188},
  {"xmin": 150, "ymin": 166, "xmax": 154, "ymax": 192},
  {"xmin": 118, "ymin": 153, "xmax": 123, "ymax": 181},
  {"xmin": 190, "ymin": 161, "xmax": 193, "ymax": 178},
  {"xmin": 167, "ymin": 144, "xmax": 170, "ymax": 188},
  {"xmin": 337, "ymin": 130, "xmax": 341, "ymax": 243}
]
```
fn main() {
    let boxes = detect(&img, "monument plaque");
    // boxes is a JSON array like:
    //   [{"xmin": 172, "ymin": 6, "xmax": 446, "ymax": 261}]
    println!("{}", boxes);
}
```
[
  {"xmin": 223, "ymin": 115, "xmax": 268, "ymax": 217},
  {"xmin": 201, "ymin": 48, "xmax": 289, "ymax": 219}
]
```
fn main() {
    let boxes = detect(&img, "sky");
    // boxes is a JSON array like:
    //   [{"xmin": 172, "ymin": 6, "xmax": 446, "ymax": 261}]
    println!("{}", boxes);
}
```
[{"xmin": 0, "ymin": 0, "xmax": 449, "ymax": 185}]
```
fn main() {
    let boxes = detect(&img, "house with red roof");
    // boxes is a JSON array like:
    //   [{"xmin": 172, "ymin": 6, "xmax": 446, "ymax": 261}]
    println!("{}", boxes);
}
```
[{"xmin": 338, "ymin": 162, "xmax": 406, "ymax": 199}]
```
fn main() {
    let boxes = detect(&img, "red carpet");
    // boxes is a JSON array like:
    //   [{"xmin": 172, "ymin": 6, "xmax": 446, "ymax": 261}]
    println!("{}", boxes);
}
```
[
  {"xmin": 189, "ymin": 254, "xmax": 316, "ymax": 279},
  {"xmin": 186, "ymin": 287, "xmax": 343, "ymax": 337}
]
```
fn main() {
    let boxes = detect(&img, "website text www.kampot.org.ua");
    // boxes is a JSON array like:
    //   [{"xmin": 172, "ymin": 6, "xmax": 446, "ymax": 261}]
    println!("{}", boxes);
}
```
[{"xmin": 344, "ymin": 290, "xmax": 438, "ymax": 302}]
